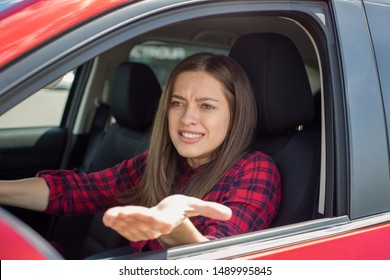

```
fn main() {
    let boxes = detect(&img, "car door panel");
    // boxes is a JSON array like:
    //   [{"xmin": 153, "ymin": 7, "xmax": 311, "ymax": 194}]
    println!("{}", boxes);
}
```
[
  {"xmin": 238, "ymin": 217, "xmax": 390, "ymax": 260},
  {"xmin": 0, "ymin": 127, "xmax": 66, "ymax": 179},
  {"xmin": 0, "ymin": 126, "xmax": 66, "ymax": 237}
]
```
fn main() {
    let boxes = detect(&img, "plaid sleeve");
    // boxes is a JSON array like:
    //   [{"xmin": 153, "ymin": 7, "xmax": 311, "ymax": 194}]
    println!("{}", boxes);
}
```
[
  {"xmin": 200, "ymin": 151, "xmax": 281, "ymax": 238},
  {"xmin": 36, "ymin": 151, "xmax": 147, "ymax": 216}
]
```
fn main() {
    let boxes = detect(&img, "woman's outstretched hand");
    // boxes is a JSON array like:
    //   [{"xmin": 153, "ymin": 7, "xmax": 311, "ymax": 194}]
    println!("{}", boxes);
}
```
[{"xmin": 102, "ymin": 194, "xmax": 232, "ymax": 248}]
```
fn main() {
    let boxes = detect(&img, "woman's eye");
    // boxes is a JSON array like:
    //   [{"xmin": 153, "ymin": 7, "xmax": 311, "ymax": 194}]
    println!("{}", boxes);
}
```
[
  {"xmin": 171, "ymin": 101, "xmax": 184, "ymax": 107},
  {"xmin": 201, "ymin": 104, "xmax": 215, "ymax": 110}
]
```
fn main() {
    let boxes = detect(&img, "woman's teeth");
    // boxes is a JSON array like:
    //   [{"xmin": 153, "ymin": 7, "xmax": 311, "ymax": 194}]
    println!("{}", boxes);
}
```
[{"xmin": 181, "ymin": 132, "xmax": 203, "ymax": 139}]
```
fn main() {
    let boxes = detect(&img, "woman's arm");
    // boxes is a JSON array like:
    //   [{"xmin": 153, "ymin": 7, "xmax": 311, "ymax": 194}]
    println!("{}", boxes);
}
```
[
  {"xmin": 102, "ymin": 194, "xmax": 232, "ymax": 248},
  {"xmin": 0, "ymin": 178, "xmax": 50, "ymax": 211}
]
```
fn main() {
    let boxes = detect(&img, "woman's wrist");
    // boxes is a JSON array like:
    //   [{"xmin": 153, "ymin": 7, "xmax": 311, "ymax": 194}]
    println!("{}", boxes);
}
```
[{"xmin": 158, "ymin": 218, "xmax": 209, "ymax": 248}]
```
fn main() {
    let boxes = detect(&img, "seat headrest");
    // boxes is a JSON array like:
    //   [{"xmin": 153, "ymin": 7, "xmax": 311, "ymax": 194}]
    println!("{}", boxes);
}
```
[
  {"xmin": 109, "ymin": 62, "xmax": 161, "ymax": 131},
  {"xmin": 229, "ymin": 33, "xmax": 314, "ymax": 134}
]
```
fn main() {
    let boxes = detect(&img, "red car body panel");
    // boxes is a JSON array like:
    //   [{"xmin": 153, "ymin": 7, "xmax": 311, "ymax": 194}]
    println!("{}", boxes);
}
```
[
  {"xmin": 0, "ymin": 217, "xmax": 47, "ymax": 260},
  {"xmin": 237, "ymin": 222, "xmax": 390, "ymax": 260},
  {"xmin": 0, "ymin": 0, "xmax": 132, "ymax": 68}
]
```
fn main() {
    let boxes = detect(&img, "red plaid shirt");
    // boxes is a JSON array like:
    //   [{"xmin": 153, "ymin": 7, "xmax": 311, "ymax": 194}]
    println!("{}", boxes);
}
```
[{"xmin": 37, "ymin": 150, "xmax": 281, "ymax": 253}]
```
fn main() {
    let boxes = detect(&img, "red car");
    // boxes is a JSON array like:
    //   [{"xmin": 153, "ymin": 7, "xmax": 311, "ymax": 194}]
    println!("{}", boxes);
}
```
[{"xmin": 1, "ymin": 0, "xmax": 390, "ymax": 260}]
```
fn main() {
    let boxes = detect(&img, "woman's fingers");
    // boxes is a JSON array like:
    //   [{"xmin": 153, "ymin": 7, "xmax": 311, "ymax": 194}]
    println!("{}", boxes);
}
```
[
  {"xmin": 102, "ymin": 205, "xmax": 151, "ymax": 227},
  {"xmin": 155, "ymin": 195, "xmax": 232, "ymax": 221},
  {"xmin": 185, "ymin": 199, "xmax": 232, "ymax": 220}
]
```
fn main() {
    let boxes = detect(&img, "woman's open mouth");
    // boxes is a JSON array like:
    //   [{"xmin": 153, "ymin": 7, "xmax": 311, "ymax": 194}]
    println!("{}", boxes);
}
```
[{"xmin": 179, "ymin": 131, "xmax": 204, "ymax": 143}]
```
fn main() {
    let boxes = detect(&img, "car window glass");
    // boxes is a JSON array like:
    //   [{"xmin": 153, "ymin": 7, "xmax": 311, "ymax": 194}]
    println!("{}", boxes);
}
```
[
  {"xmin": 0, "ymin": 71, "xmax": 74, "ymax": 129},
  {"xmin": 0, "ymin": 0, "xmax": 24, "ymax": 12},
  {"xmin": 129, "ymin": 41, "xmax": 228, "ymax": 86}
]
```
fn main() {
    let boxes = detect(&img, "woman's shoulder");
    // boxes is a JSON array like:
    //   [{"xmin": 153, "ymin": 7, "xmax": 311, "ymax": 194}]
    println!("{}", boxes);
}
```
[
  {"xmin": 238, "ymin": 149, "xmax": 275, "ymax": 165},
  {"xmin": 231, "ymin": 149, "xmax": 279, "ymax": 175},
  {"xmin": 121, "ymin": 150, "xmax": 149, "ymax": 169},
  {"xmin": 227, "ymin": 150, "xmax": 280, "ymax": 183}
]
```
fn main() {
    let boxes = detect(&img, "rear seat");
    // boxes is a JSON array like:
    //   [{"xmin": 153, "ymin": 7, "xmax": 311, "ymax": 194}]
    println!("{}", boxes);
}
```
[{"xmin": 48, "ymin": 62, "xmax": 161, "ymax": 259}]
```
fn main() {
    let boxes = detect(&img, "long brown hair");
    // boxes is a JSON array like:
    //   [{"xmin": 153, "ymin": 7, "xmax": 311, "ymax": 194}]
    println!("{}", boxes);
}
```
[{"xmin": 130, "ymin": 53, "xmax": 257, "ymax": 207}]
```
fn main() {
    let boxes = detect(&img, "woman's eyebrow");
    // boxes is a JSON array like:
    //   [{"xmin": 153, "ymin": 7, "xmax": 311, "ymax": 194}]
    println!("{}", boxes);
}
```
[
  {"xmin": 197, "ymin": 97, "xmax": 220, "ymax": 103},
  {"xmin": 171, "ymin": 94, "xmax": 185, "ymax": 100},
  {"xmin": 171, "ymin": 94, "xmax": 220, "ymax": 102}
]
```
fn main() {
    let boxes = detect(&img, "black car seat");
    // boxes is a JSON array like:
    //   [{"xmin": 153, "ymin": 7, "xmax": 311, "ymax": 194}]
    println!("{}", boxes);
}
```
[
  {"xmin": 85, "ymin": 62, "xmax": 161, "ymax": 171},
  {"xmin": 80, "ymin": 62, "xmax": 162, "ymax": 258},
  {"xmin": 48, "ymin": 62, "xmax": 161, "ymax": 259},
  {"xmin": 229, "ymin": 33, "xmax": 321, "ymax": 227}
]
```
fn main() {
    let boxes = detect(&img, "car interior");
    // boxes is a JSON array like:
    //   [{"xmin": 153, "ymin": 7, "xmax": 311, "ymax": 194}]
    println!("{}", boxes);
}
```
[{"xmin": 2, "ymin": 11, "xmax": 326, "ymax": 259}]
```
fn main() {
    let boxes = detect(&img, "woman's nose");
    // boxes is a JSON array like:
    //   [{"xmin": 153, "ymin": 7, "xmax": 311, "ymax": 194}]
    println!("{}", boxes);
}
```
[{"xmin": 180, "ymin": 105, "xmax": 198, "ymax": 125}]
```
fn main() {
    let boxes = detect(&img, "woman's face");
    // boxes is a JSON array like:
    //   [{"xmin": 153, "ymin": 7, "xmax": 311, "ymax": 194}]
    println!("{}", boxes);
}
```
[{"xmin": 168, "ymin": 71, "xmax": 231, "ymax": 168}]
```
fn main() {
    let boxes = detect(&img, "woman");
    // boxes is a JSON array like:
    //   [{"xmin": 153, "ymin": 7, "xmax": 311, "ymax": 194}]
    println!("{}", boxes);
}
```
[{"xmin": 0, "ymin": 53, "xmax": 281, "ymax": 252}]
